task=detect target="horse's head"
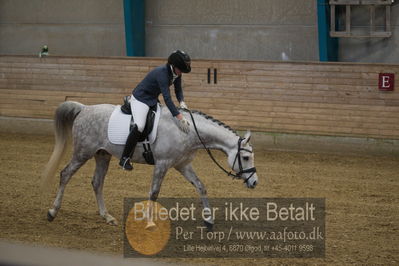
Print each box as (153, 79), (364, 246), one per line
(227, 130), (258, 189)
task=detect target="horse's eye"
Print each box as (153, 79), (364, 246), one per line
(243, 156), (249, 161)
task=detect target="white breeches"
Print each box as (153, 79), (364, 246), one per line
(129, 95), (149, 133)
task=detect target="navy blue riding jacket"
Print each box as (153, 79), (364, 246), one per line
(132, 64), (184, 117)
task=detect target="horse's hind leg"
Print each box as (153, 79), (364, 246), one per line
(47, 156), (88, 221)
(91, 150), (117, 225)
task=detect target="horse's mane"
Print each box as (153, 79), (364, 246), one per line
(179, 108), (239, 137)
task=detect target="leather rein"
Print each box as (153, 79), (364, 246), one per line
(186, 110), (257, 185)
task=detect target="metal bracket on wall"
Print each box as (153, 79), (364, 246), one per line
(329, 0), (393, 38)
(207, 68), (218, 84)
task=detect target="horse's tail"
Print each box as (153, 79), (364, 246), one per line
(41, 101), (84, 189)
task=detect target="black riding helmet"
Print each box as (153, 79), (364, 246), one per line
(168, 50), (191, 73)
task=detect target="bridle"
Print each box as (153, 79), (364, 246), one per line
(231, 137), (257, 183)
(187, 110), (257, 185)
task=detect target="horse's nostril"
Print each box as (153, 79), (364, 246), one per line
(253, 181), (257, 186)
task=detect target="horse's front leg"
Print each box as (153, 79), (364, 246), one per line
(146, 162), (169, 230)
(175, 163), (214, 231)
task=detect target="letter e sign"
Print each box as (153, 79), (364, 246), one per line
(378, 73), (395, 91)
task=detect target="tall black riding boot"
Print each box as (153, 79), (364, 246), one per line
(119, 125), (141, 171)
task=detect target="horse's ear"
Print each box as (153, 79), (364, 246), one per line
(242, 130), (251, 145)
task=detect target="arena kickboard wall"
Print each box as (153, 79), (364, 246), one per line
(0, 55), (398, 140)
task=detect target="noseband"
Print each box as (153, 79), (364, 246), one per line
(187, 110), (257, 185)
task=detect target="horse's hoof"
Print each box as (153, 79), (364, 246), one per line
(145, 221), (157, 231)
(204, 220), (213, 232)
(47, 211), (55, 222)
(106, 218), (118, 226)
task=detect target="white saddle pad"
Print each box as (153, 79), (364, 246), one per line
(107, 105), (161, 145)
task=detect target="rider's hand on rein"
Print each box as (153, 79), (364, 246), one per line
(179, 101), (188, 109)
(175, 113), (190, 134)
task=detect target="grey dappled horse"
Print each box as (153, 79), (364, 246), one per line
(42, 101), (258, 227)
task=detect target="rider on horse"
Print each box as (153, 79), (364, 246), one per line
(119, 50), (192, 170)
